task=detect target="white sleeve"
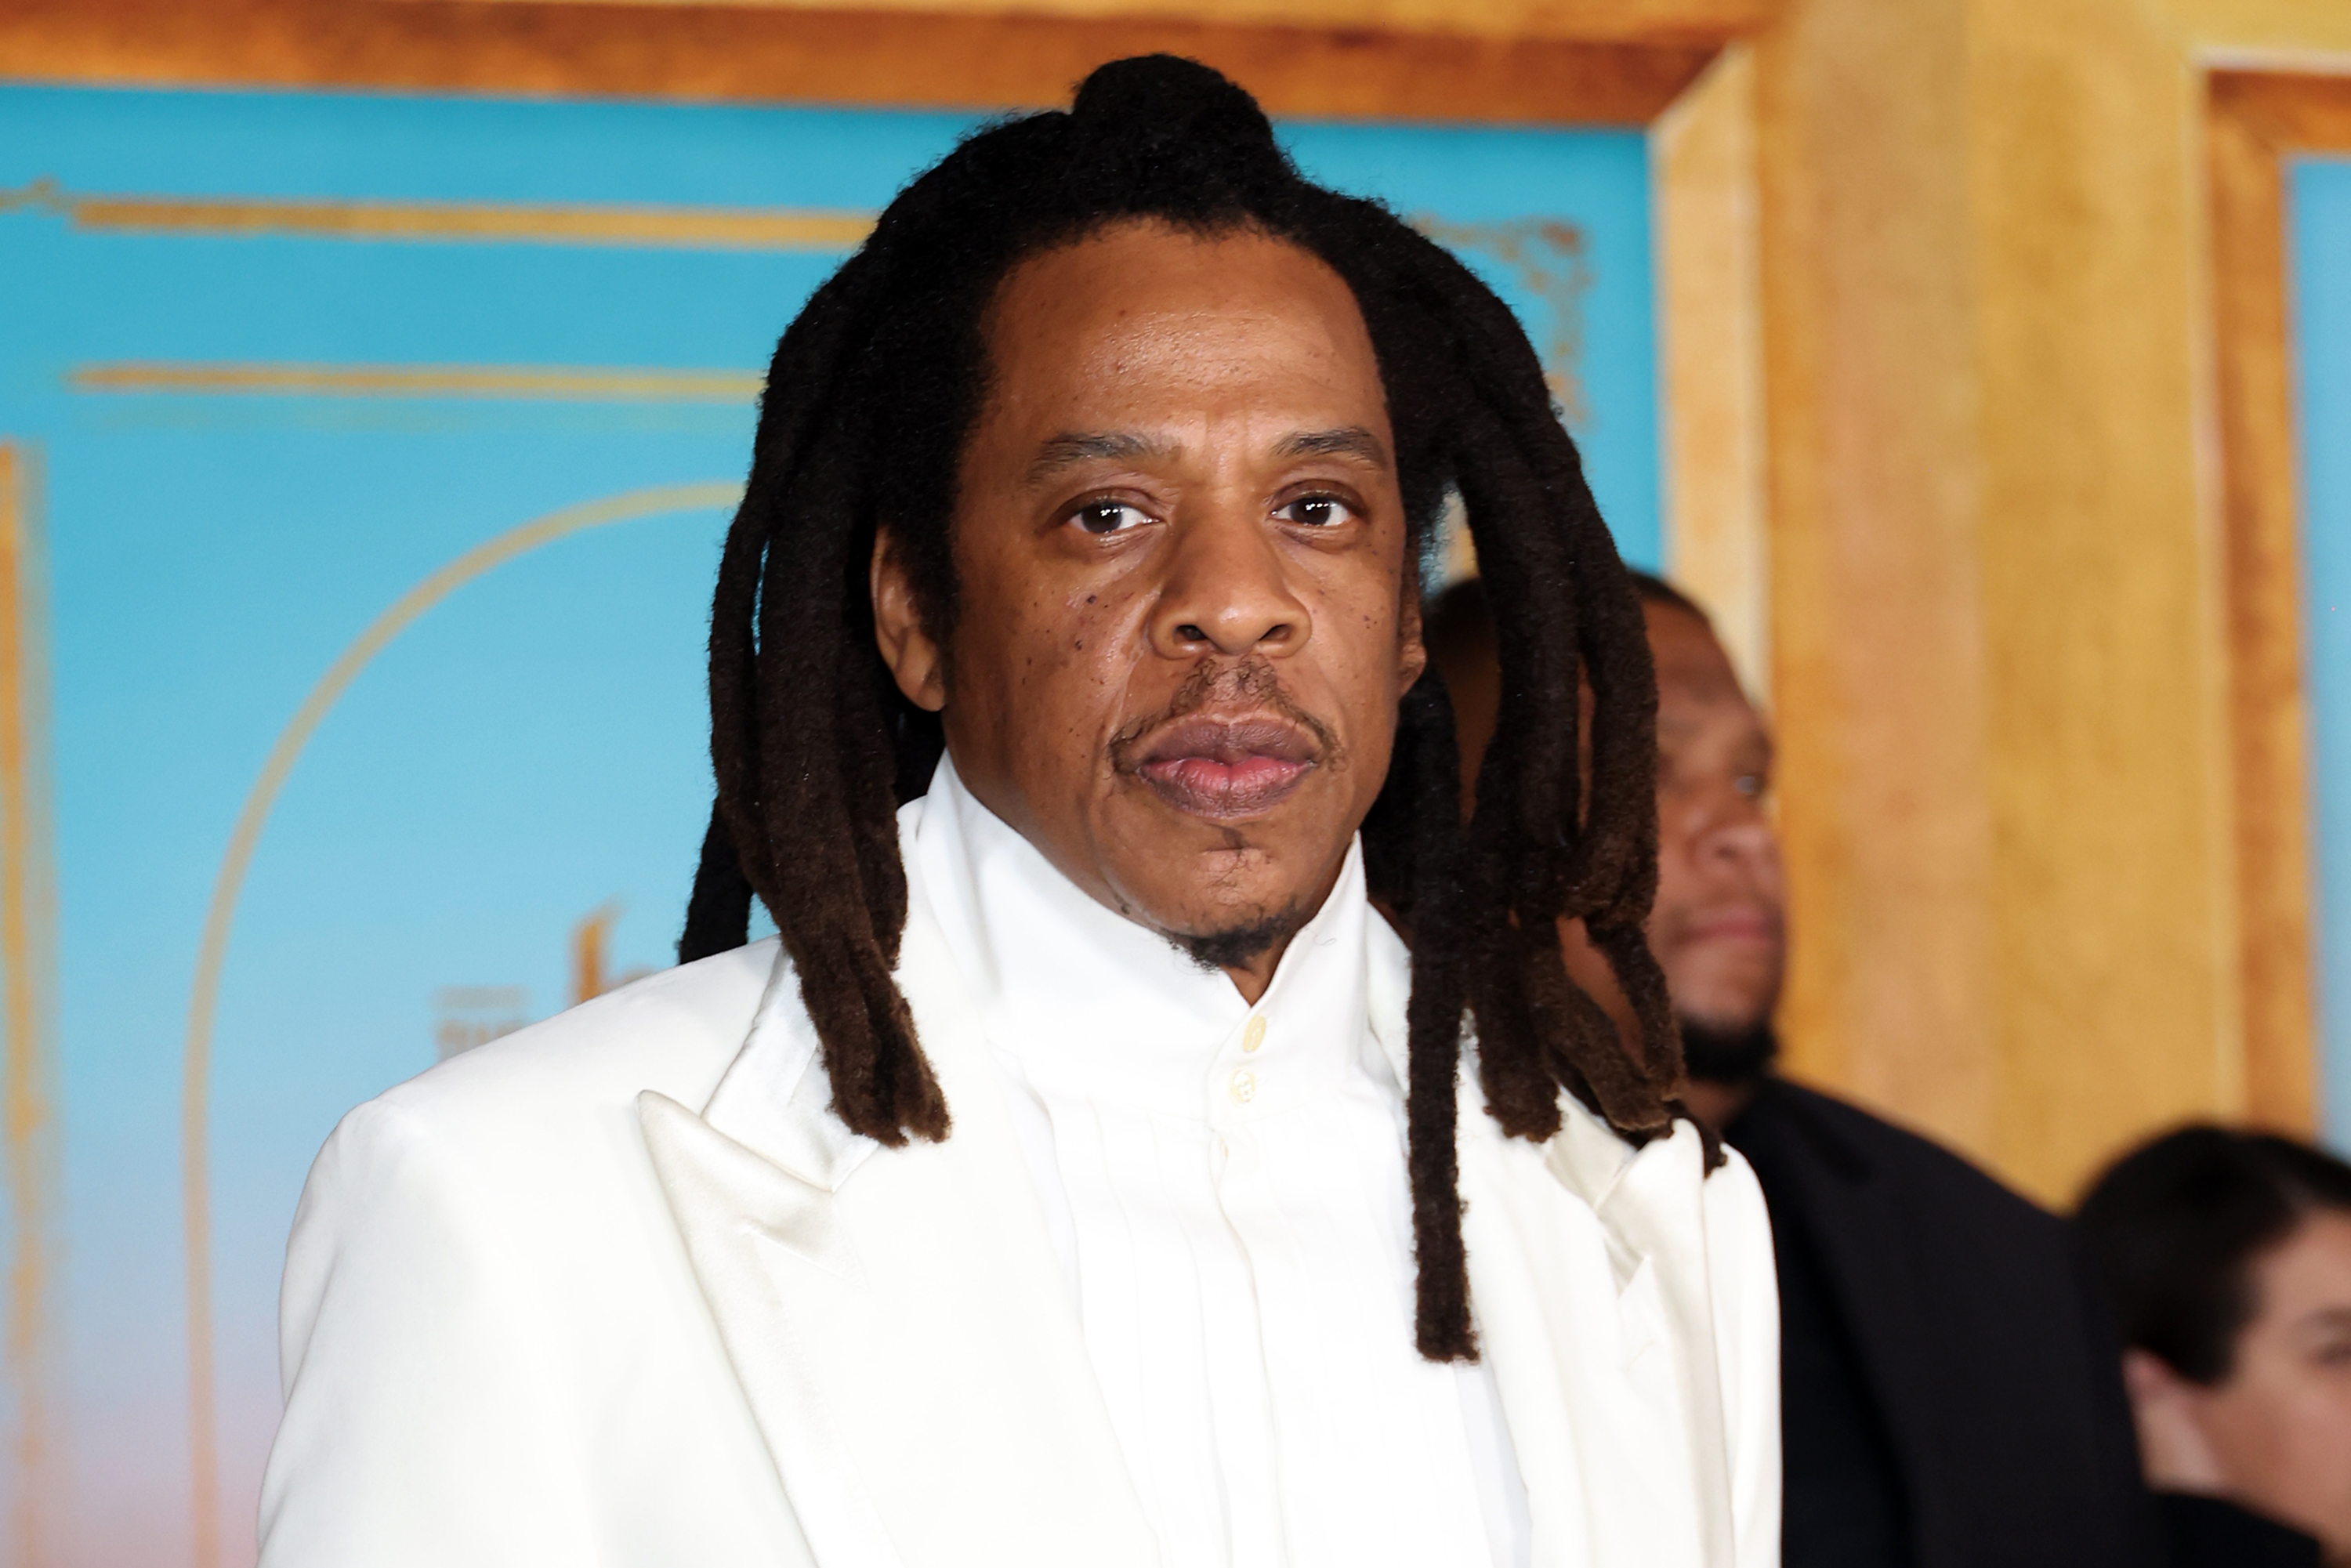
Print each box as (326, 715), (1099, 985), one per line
(1705, 1146), (1782, 1568)
(257, 1099), (600, 1568)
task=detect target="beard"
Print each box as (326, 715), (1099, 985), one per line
(1677, 1015), (1779, 1087)
(1166, 900), (1312, 974)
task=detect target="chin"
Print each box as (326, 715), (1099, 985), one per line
(1111, 845), (1328, 957)
(1157, 874), (1310, 940)
(1092, 773), (1367, 940)
(1670, 963), (1783, 1028)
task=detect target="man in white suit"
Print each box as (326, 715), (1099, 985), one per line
(259, 56), (1778, 1568)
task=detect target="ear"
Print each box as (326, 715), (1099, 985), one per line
(871, 524), (947, 713)
(1397, 557), (1429, 692)
(2121, 1347), (2230, 1494)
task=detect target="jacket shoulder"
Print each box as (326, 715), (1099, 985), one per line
(357, 938), (779, 1161)
(1736, 1087), (2157, 1564)
(266, 939), (803, 1566)
(1750, 1075), (2056, 1229)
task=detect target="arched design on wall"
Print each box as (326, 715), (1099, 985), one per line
(176, 479), (744, 1566)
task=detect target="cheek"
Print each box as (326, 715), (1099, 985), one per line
(978, 585), (1147, 755)
(2257, 1380), (2351, 1537)
(2299, 1370), (2351, 1452)
(1650, 808), (1709, 911)
(1323, 615), (1409, 785)
(2212, 1361), (2342, 1468)
(1317, 578), (1418, 795)
(1320, 574), (1412, 703)
(1653, 818), (1697, 885)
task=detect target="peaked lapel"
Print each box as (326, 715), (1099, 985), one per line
(1363, 943), (1737, 1568)
(641, 904), (1158, 1568)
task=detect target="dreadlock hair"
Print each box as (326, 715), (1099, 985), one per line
(679, 53), (1685, 1361)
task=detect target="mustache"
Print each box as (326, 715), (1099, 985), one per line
(1104, 658), (1343, 777)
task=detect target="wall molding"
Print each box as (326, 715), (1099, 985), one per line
(0, 0), (1727, 124)
(2205, 67), (2351, 1133)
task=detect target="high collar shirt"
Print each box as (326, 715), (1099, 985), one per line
(910, 757), (1531, 1568)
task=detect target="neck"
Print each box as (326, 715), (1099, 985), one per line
(1223, 942), (1287, 1003)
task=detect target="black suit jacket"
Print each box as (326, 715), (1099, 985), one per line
(1727, 1077), (2158, 1568)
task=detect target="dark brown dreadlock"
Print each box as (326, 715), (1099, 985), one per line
(679, 55), (1686, 1361)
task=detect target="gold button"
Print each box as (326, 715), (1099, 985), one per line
(1242, 1016), (1267, 1054)
(1230, 1069), (1258, 1105)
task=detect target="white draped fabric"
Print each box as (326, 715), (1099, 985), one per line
(914, 760), (1530, 1568)
(256, 760), (1778, 1568)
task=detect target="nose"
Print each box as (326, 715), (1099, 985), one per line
(1147, 500), (1309, 661)
(1700, 813), (1777, 871)
(1685, 788), (1781, 888)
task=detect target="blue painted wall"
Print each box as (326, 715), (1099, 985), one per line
(0, 83), (1661, 1564)
(2293, 154), (2351, 1153)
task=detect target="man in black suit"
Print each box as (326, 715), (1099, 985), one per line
(1428, 572), (2158, 1568)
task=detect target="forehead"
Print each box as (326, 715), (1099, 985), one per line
(978, 220), (1388, 433)
(2267, 1208), (2351, 1292)
(1646, 601), (1756, 719)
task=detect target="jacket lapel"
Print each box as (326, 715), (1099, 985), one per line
(641, 907), (1157, 1568)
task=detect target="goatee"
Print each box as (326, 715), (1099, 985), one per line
(1678, 1016), (1778, 1087)
(1168, 900), (1311, 975)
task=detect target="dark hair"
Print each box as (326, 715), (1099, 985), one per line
(2073, 1124), (2351, 1383)
(678, 54), (1686, 1361)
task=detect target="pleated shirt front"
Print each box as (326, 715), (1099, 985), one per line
(909, 759), (1527, 1568)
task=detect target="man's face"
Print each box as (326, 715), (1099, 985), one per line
(871, 220), (1422, 983)
(1646, 602), (1784, 1035)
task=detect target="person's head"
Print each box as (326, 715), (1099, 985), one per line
(1425, 570), (1784, 1087)
(1632, 576), (1782, 1081)
(877, 222), (1418, 976)
(2074, 1125), (2351, 1555)
(679, 56), (1682, 1360)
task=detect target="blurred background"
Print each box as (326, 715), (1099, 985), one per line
(0, 0), (2344, 1562)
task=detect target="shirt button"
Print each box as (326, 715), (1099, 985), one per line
(1242, 1016), (1267, 1054)
(1230, 1069), (1258, 1105)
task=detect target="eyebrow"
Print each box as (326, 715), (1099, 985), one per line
(1023, 425), (1392, 487)
(1275, 426), (1390, 466)
(1024, 432), (1176, 487)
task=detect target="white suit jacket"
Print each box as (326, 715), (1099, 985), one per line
(258, 881), (1780, 1567)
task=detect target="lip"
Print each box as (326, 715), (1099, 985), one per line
(1678, 907), (1778, 947)
(1131, 715), (1319, 820)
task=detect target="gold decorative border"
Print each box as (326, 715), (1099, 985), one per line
(0, 0), (1724, 126)
(0, 30), (1757, 1565)
(179, 481), (743, 1568)
(71, 362), (764, 403)
(3, 179), (873, 252)
(1417, 215), (1595, 428)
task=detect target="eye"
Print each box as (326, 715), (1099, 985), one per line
(1733, 773), (1767, 799)
(1277, 494), (1357, 529)
(1069, 500), (1152, 536)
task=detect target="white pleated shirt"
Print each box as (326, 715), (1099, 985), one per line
(911, 759), (1531, 1568)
